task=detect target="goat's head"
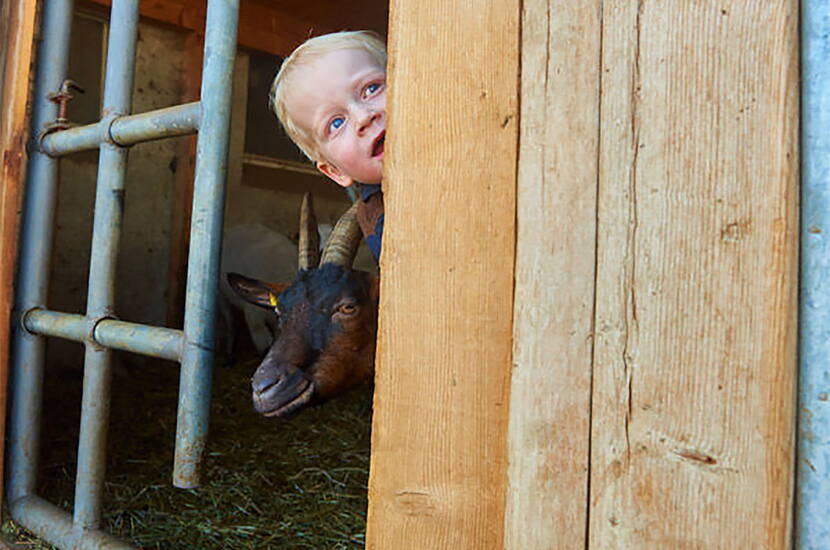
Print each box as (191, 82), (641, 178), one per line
(228, 194), (379, 419)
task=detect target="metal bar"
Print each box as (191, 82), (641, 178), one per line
(173, 0), (239, 488)
(40, 101), (201, 156)
(9, 495), (133, 550)
(797, 1), (830, 548)
(95, 319), (183, 362)
(73, 0), (139, 530)
(23, 309), (89, 342)
(23, 309), (183, 362)
(40, 120), (102, 156)
(111, 101), (201, 146)
(6, 0), (75, 507)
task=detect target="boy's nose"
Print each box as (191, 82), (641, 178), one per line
(355, 108), (380, 135)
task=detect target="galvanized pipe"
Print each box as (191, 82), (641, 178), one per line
(9, 496), (133, 550)
(6, 0), (75, 506)
(73, 0), (139, 529)
(23, 308), (183, 362)
(22, 309), (89, 342)
(173, 0), (239, 488)
(94, 319), (183, 362)
(111, 101), (201, 146)
(797, 1), (830, 548)
(40, 101), (202, 156)
(40, 120), (102, 156)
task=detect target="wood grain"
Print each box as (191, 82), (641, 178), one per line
(0, 0), (37, 517)
(365, 0), (519, 548)
(588, 2), (799, 548)
(504, 1), (601, 548)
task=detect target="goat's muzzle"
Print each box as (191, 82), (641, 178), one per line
(252, 363), (314, 419)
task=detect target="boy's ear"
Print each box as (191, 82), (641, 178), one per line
(316, 160), (354, 188)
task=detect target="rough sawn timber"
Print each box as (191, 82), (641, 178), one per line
(365, 0), (519, 547)
(505, 1), (601, 549)
(588, 2), (799, 548)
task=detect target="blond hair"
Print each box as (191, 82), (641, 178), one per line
(269, 31), (387, 162)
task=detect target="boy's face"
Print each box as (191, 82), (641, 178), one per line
(285, 48), (386, 187)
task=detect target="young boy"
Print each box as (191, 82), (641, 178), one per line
(269, 31), (386, 261)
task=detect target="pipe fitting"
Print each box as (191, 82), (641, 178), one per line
(88, 314), (118, 351)
(19, 307), (43, 337)
(99, 112), (125, 147)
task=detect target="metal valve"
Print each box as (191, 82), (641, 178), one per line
(44, 78), (86, 132)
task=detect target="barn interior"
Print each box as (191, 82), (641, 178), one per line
(4, 0), (387, 547)
(4, 0), (809, 548)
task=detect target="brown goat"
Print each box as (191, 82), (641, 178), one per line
(228, 194), (378, 419)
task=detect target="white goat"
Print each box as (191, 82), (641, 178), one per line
(218, 223), (296, 363)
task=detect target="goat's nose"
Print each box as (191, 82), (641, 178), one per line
(251, 371), (286, 395)
(252, 367), (305, 396)
(252, 372), (280, 396)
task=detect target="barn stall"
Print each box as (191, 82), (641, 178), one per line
(1, 0), (828, 549)
(1, 0), (383, 547)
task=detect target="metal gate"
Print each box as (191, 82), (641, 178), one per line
(6, 0), (239, 547)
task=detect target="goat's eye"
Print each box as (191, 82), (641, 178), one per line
(337, 303), (357, 315)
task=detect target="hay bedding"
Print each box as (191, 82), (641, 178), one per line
(3, 355), (373, 549)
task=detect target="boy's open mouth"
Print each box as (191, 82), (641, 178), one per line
(372, 132), (385, 157)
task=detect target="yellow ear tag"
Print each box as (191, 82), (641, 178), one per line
(268, 292), (278, 308)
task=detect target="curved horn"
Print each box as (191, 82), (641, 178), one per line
(320, 201), (362, 267)
(298, 193), (320, 270)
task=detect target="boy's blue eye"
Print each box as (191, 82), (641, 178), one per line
(367, 83), (380, 94)
(329, 117), (344, 131)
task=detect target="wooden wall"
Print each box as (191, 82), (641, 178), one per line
(587, 2), (798, 547)
(506, 2), (601, 547)
(371, 0), (799, 548)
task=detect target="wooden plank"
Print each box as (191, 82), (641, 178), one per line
(166, 32), (202, 328)
(504, 1), (601, 548)
(244, 0), (388, 38)
(0, 0), (37, 517)
(85, 0), (387, 57)
(365, 0), (519, 548)
(588, 2), (799, 548)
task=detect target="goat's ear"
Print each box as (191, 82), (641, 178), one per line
(227, 273), (282, 309)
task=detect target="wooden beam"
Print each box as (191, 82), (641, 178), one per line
(588, 2), (799, 547)
(504, 1), (601, 548)
(0, 0), (37, 517)
(365, 0), (519, 548)
(244, 0), (388, 36)
(86, 0), (387, 57)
